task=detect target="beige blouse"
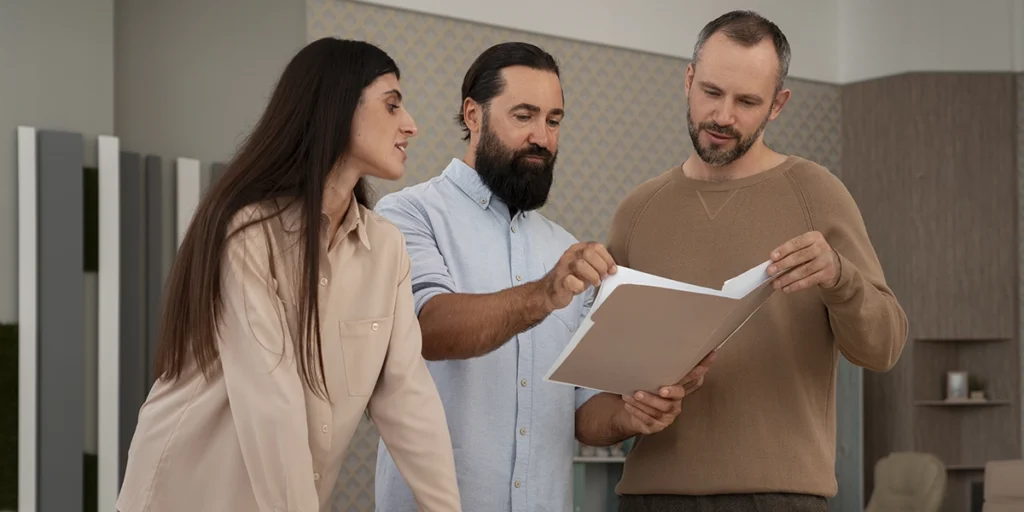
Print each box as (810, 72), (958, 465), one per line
(116, 198), (461, 512)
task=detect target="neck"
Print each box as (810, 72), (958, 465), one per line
(323, 166), (359, 236)
(462, 145), (477, 169)
(682, 142), (787, 182)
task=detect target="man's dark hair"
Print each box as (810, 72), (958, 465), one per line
(455, 42), (560, 141)
(692, 10), (791, 92)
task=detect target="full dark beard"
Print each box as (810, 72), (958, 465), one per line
(474, 120), (556, 212)
(686, 103), (768, 167)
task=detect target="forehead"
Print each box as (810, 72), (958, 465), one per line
(365, 72), (401, 95)
(493, 66), (563, 109)
(695, 32), (779, 93)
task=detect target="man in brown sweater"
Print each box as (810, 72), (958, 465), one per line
(574, 10), (909, 512)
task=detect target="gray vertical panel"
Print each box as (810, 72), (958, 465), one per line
(144, 155), (163, 387)
(37, 130), (84, 512)
(831, 359), (863, 512)
(118, 152), (146, 485)
(210, 162), (226, 185)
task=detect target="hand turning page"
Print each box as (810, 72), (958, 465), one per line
(543, 260), (787, 396)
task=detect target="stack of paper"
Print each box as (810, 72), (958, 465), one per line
(543, 260), (785, 396)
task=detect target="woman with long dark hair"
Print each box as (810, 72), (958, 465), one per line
(116, 38), (461, 511)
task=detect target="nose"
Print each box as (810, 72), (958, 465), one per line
(527, 122), (551, 150)
(712, 104), (736, 127)
(401, 112), (418, 137)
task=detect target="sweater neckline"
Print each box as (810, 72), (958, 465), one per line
(672, 155), (800, 192)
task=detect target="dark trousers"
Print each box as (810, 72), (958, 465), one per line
(618, 493), (828, 512)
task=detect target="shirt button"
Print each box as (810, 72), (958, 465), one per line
(371, 322), (379, 331)
(514, 480), (521, 488)
(313, 472), (320, 481)
(319, 277), (328, 286)
(480, 199), (487, 205)
(521, 379), (527, 387)
(515, 275), (522, 282)
(520, 427), (527, 435)
(511, 226), (516, 233)
(321, 424), (329, 433)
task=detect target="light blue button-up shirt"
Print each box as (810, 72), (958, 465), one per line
(372, 158), (599, 512)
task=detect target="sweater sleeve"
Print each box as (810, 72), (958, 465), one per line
(800, 169), (909, 372)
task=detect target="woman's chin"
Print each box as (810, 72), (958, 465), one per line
(366, 166), (404, 182)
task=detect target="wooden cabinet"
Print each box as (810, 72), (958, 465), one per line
(908, 75), (1017, 341)
(846, 73), (1020, 512)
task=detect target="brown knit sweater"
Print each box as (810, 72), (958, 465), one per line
(607, 156), (908, 498)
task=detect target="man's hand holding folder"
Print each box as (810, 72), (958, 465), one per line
(620, 350), (717, 435)
(537, 241), (617, 311)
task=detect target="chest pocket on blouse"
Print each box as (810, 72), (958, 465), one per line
(338, 316), (393, 397)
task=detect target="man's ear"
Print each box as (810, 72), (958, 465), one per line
(685, 63), (695, 97)
(768, 88), (791, 121)
(463, 98), (482, 135)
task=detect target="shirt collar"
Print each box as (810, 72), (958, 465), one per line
(331, 196), (370, 250)
(442, 158), (494, 210)
(275, 196), (371, 251)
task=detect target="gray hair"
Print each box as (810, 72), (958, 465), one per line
(692, 10), (791, 93)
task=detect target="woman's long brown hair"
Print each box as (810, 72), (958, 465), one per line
(151, 38), (401, 399)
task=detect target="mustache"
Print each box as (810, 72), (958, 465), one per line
(514, 144), (554, 161)
(700, 122), (740, 139)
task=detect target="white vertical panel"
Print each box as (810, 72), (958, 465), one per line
(175, 157), (201, 247)
(17, 125), (38, 512)
(97, 135), (120, 512)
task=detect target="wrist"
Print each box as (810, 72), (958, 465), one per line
(524, 277), (556, 317)
(611, 400), (639, 438)
(824, 248), (842, 289)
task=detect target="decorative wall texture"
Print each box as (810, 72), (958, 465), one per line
(308, 1), (845, 511)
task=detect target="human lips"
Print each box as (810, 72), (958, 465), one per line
(704, 129), (735, 144)
(395, 141), (407, 161)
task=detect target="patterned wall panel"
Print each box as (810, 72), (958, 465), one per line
(308, 1), (842, 510)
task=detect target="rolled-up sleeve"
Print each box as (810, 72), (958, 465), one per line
(216, 220), (319, 512)
(375, 194), (456, 316)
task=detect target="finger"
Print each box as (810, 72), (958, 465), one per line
(623, 393), (666, 417)
(773, 255), (828, 290)
(678, 351), (716, 385)
(623, 401), (658, 424)
(683, 376), (704, 394)
(779, 268), (832, 293)
(568, 259), (603, 288)
(562, 274), (586, 295)
(768, 244), (820, 277)
(632, 390), (677, 414)
(770, 232), (815, 264)
(700, 350), (718, 366)
(623, 403), (656, 432)
(579, 248), (611, 279)
(586, 242), (618, 274)
(655, 384), (686, 400)
(678, 365), (708, 387)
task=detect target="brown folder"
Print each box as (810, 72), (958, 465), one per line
(544, 261), (784, 396)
